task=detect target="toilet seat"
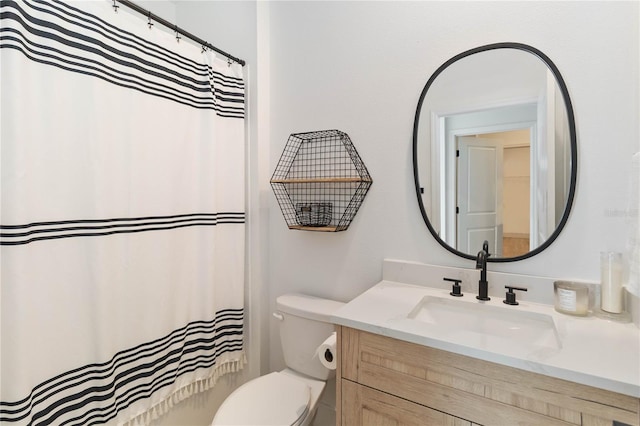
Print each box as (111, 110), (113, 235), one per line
(211, 372), (311, 426)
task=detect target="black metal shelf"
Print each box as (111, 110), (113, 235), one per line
(270, 130), (372, 232)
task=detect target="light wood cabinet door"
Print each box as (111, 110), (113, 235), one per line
(342, 380), (471, 426)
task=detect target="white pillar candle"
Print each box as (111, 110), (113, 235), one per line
(601, 252), (624, 313)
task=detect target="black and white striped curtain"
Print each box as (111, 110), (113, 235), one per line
(0, 1), (246, 424)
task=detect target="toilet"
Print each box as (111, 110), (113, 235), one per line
(211, 293), (345, 426)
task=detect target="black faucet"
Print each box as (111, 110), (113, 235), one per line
(476, 240), (490, 301)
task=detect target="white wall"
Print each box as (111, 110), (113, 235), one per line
(266, 1), (639, 370)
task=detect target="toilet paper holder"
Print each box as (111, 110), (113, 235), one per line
(323, 348), (334, 363)
(315, 332), (337, 370)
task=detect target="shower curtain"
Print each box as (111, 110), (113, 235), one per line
(0, 1), (245, 425)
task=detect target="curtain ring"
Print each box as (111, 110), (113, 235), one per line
(112, 0), (119, 13)
(147, 12), (153, 29)
(174, 25), (181, 43)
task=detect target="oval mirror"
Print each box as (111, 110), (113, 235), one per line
(413, 43), (577, 262)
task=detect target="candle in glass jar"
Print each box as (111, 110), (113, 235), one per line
(600, 252), (623, 313)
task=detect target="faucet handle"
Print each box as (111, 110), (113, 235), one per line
(444, 277), (463, 297)
(503, 285), (528, 305)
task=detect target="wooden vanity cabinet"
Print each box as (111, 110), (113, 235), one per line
(336, 326), (639, 426)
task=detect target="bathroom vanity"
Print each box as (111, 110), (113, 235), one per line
(336, 327), (637, 426)
(331, 261), (640, 426)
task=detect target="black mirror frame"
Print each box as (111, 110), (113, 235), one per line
(412, 42), (577, 262)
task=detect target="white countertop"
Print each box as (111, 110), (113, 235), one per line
(331, 279), (640, 397)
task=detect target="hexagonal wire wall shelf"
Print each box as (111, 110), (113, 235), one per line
(270, 130), (372, 232)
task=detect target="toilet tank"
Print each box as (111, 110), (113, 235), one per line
(276, 293), (345, 380)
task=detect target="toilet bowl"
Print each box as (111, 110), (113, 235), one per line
(211, 369), (325, 426)
(211, 294), (344, 426)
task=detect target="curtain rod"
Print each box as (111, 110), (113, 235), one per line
(115, 0), (246, 66)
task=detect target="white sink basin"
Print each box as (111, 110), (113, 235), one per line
(407, 296), (562, 350)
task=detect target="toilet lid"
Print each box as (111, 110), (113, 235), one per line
(212, 372), (311, 426)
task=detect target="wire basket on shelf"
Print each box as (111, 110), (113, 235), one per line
(295, 202), (333, 227)
(270, 129), (372, 232)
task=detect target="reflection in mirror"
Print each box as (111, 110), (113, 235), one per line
(413, 43), (576, 262)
